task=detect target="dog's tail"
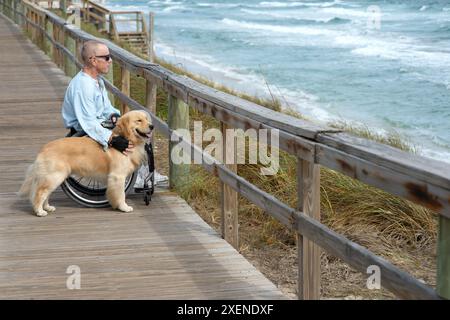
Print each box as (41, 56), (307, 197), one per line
(18, 162), (36, 197)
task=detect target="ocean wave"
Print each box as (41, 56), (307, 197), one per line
(258, 1), (341, 8)
(196, 0), (342, 9)
(221, 18), (340, 36)
(321, 7), (374, 17)
(351, 43), (450, 68)
(148, 0), (183, 5)
(239, 9), (351, 24)
(196, 2), (242, 9)
(162, 5), (186, 12)
(435, 24), (450, 34)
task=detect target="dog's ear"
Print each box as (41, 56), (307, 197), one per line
(114, 115), (135, 141)
(113, 117), (125, 136)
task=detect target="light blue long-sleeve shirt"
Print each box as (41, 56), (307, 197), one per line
(62, 71), (120, 147)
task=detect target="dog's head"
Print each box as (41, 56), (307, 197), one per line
(113, 110), (153, 145)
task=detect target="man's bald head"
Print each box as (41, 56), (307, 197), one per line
(81, 40), (109, 66)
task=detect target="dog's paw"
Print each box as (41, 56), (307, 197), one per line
(35, 209), (48, 217)
(44, 205), (56, 213)
(118, 204), (133, 213)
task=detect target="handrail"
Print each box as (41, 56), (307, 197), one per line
(1, 0), (448, 300)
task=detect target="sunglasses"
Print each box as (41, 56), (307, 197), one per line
(92, 54), (112, 62)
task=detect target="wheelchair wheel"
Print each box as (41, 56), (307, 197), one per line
(60, 172), (137, 208)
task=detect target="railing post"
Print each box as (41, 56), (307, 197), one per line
(59, 23), (65, 69)
(220, 122), (239, 250)
(54, 24), (62, 68)
(64, 32), (76, 77)
(145, 12), (156, 115)
(104, 59), (114, 105)
(24, 5), (28, 34)
(60, 0), (66, 13)
(38, 14), (44, 50)
(44, 16), (52, 58)
(51, 22), (58, 65)
(297, 159), (321, 300)
(75, 37), (82, 68)
(437, 215), (450, 299)
(17, 0), (23, 28)
(33, 11), (37, 44)
(119, 65), (130, 114)
(85, 0), (90, 23)
(168, 94), (189, 189)
(30, 11), (35, 43)
(13, 0), (17, 24)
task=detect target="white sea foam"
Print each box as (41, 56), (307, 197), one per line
(162, 5), (186, 12)
(258, 1), (341, 8)
(196, 2), (242, 9)
(351, 42), (450, 69)
(148, 0), (183, 4)
(221, 18), (340, 37)
(107, 4), (141, 10)
(321, 7), (374, 17)
(239, 8), (350, 23)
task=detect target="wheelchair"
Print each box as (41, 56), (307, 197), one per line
(61, 120), (155, 207)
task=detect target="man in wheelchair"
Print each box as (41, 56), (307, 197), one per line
(62, 40), (132, 153)
(61, 40), (166, 199)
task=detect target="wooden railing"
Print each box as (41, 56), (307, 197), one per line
(1, 0), (449, 300)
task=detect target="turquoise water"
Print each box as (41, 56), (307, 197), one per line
(104, 0), (450, 163)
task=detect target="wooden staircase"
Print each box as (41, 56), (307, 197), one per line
(115, 31), (148, 55)
(79, 0), (150, 56)
(110, 12), (149, 56)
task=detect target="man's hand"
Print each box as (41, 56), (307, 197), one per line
(109, 135), (134, 156)
(110, 113), (121, 125)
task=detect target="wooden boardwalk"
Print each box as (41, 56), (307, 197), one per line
(0, 15), (286, 299)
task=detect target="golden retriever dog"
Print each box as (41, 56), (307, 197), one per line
(19, 110), (153, 217)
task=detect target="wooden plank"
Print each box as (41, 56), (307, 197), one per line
(220, 123), (239, 250)
(168, 94), (189, 189)
(297, 159), (321, 299)
(119, 65), (129, 114)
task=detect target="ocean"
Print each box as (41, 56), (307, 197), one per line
(102, 0), (450, 163)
